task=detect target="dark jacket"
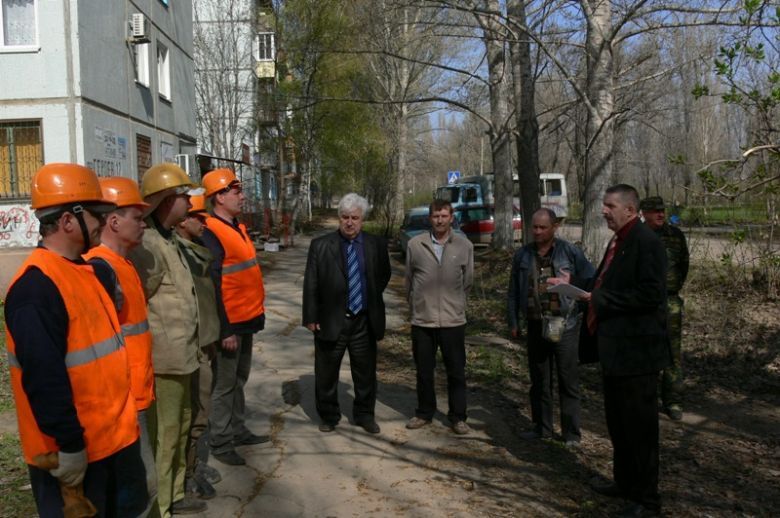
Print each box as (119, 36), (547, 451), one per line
(507, 238), (595, 331)
(302, 231), (391, 342)
(576, 221), (671, 376)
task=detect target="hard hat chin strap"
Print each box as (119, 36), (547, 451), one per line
(71, 205), (92, 255)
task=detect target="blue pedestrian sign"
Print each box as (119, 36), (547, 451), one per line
(447, 171), (460, 184)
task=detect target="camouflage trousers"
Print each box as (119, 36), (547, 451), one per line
(660, 295), (683, 410)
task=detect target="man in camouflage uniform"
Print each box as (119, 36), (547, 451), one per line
(640, 196), (689, 421)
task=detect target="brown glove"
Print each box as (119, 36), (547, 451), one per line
(34, 452), (97, 518)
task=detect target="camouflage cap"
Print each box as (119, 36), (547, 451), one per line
(640, 196), (665, 211)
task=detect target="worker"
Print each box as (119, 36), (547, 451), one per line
(4, 163), (147, 516)
(83, 176), (157, 515)
(200, 169), (269, 466)
(128, 163), (206, 516)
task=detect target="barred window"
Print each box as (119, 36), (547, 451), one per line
(0, 121), (43, 198)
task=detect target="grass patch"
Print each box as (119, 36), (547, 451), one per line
(466, 345), (512, 384)
(0, 434), (36, 517)
(681, 204), (770, 225)
(0, 318), (13, 413)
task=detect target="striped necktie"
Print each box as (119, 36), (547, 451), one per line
(347, 241), (363, 314)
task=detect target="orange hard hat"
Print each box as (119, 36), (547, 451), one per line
(189, 194), (207, 214)
(31, 163), (114, 213)
(99, 177), (150, 209)
(202, 168), (240, 197)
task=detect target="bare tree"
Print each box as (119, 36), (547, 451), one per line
(193, 0), (255, 162)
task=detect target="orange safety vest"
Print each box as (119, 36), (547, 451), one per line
(84, 245), (154, 410)
(205, 216), (265, 323)
(6, 248), (139, 465)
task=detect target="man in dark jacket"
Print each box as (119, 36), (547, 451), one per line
(302, 193), (391, 434)
(555, 184), (669, 517)
(507, 208), (594, 446)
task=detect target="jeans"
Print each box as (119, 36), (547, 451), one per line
(526, 319), (581, 441)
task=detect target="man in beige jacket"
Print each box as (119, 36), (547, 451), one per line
(404, 199), (474, 434)
(128, 163), (206, 517)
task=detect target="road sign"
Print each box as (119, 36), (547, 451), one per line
(447, 170), (460, 184)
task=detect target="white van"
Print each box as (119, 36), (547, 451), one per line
(539, 173), (568, 218)
(436, 172), (568, 217)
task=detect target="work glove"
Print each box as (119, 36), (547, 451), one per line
(50, 449), (88, 487)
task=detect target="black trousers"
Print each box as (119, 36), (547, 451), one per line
(314, 314), (376, 425)
(411, 325), (467, 423)
(526, 319), (581, 441)
(28, 439), (148, 518)
(603, 373), (661, 511)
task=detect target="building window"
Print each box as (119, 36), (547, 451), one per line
(136, 134), (152, 182)
(0, 120), (42, 198)
(254, 32), (275, 62)
(134, 42), (150, 87)
(157, 42), (170, 100)
(0, 0), (38, 48)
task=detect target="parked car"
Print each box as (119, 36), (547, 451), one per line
(453, 204), (522, 245)
(397, 206), (464, 258)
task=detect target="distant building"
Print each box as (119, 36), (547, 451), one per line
(0, 0), (197, 247)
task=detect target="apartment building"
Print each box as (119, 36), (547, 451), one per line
(0, 0), (197, 246)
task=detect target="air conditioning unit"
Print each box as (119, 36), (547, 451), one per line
(130, 13), (150, 44)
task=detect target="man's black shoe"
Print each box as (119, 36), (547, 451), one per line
(195, 462), (221, 484)
(319, 422), (336, 432)
(185, 474), (216, 500)
(235, 433), (271, 446)
(590, 479), (625, 498)
(357, 420), (381, 434)
(519, 429), (549, 441)
(612, 503), (659, 517)
(171, 496), (207, 514)
(212, 450), (246, 466)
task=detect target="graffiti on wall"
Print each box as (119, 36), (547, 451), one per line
(0, 204), (39, 248)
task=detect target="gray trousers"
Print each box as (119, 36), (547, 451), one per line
(137, 409), (157, 517)
(209, 334), (253, 454)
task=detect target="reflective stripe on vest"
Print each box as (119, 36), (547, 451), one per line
(6, 248), (139, 465)
(6, 350), (20, 369)
(64, 332), (124, 368)
(205, 216), (265, 323)
(221, 257), (258, 275)
(122, 319), (150, 337)
(84, 245), (155, 410)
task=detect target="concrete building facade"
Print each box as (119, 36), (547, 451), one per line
(0, 0), (197, 247)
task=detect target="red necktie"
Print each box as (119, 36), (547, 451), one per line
(587, 238), (617, 335)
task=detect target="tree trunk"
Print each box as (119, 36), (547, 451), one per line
(581, 0), (615, 259)
(477, 0), (514, 250)
(508, 0), (541, 245)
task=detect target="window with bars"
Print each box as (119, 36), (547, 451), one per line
(255, 32), (275, 62)
(0, 121), (43, 198)
(1, 0), (37, 48)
